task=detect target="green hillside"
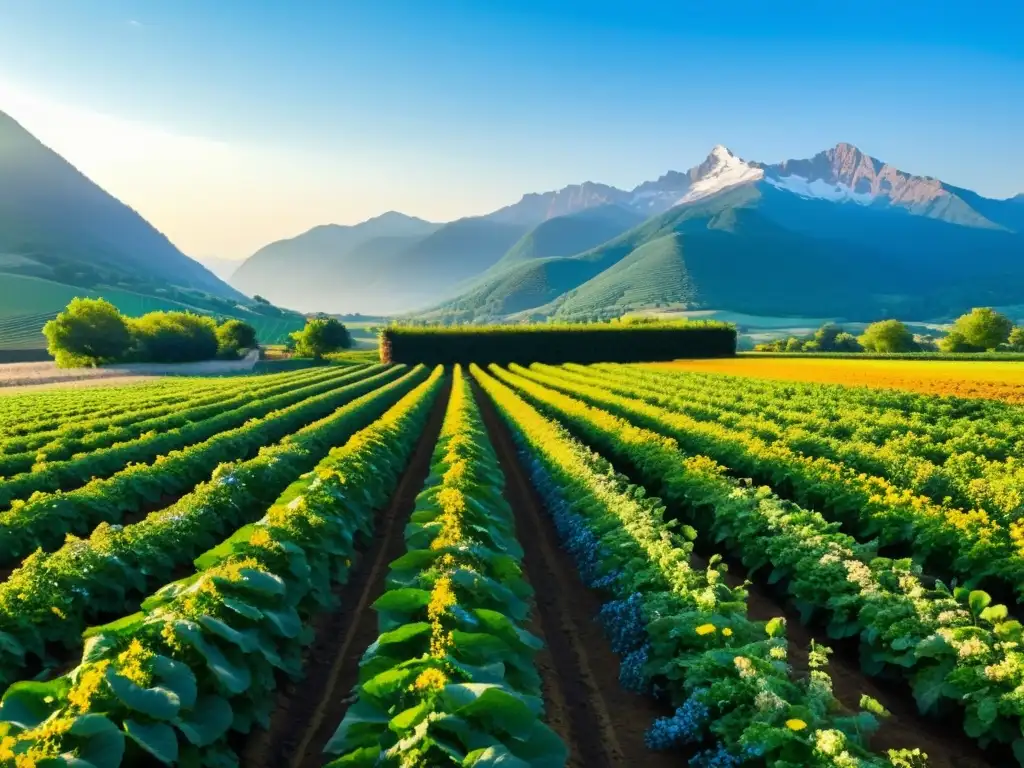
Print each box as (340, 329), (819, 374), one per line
(0, 273), (306, 350)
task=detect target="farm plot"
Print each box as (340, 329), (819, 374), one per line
(0, 357), (1018, 766)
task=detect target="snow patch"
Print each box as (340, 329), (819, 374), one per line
(676, 147), (763, 204)
(765, 174), (876, 205)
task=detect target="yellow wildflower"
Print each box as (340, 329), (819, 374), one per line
(411, 667), (448, 693)
(696, 623), (716, 636)
(786, 719), (808, 731)
(722, 628), (733, 637)
(116, 639), (154, 687)
(67, 661), (110, 712)
(50, 606), (66, 619)
(248, 528), (276, 549)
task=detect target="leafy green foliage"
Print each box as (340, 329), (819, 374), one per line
(291, 317), (352, 359)
(948, 307), (1014, 351)
(858, 320), (917, 353)
(0, 367), (444, 765)
(42, 297), (133, 367)
(129, 311), (219, 363)
(215, 319), (257, 358)
(380, 321), (735, 364)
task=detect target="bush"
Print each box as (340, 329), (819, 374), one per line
(216, 319), (258, 359)
(291, 318), (352, 359)
(1009, 326), (1024, 351)
(379, 322), (736, 364)
(784, 337), (804, 352)
(949, 307), (1013, 350)
(832, 332), (862, 352)
(43, 298), (133, 368)
(937, 330), (982, 353)
(858, 320), (916, 353)
(130, 311), (219, 363)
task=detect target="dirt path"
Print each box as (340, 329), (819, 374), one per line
(0, 350), (260, 392)
(473, 382), (678, 768)
(241, 382), (450, 768)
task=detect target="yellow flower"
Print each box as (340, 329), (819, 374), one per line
(67, 661), (111, 712)
(116, 639), (154, 687)
(786, 719), (808, 731)
(247, 528), (276, 549)
(411, 667), (448, 693)
(722, 628), (733, 637)
(696, 623), (717, 636)
(50, 606), (66, 619)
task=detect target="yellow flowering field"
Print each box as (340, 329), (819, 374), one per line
(649, 357), (1024, 403)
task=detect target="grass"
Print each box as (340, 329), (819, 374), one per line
(0, 273), (306, 350)
(650, 356), (1024, 403)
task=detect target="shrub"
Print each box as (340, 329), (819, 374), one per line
(216, 319), (258, 359)
(43, 297), (133, 368)
(379, 321), (735, 364)
(937, 330), (981, 353)
(832, 332), (862, 352)
(949, 308), (1014, 350)
(291, 318), (352, 359)
(1009, 326), (1024, 351)
(130, 311), (219, 363)
(858, 320), (916, 353)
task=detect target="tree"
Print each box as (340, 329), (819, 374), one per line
(784, 336), (804, 352)
(252, 295), (271, 305)
(216, 319), (258, 358)
(43, 297), (133, 368)
(832, 332), (862, 352)
(858, 320), (916, 353)
(950, 307), (1013, 350)
(937, 330), (980, 353)
(291, 317), (352, 359)
(130, 311), (219, 362)
(812, 323), (843, 351)
(1009, 326), (1024, 351)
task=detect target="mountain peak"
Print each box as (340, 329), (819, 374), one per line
(678, 145), (763, 204)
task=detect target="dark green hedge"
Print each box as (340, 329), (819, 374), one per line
(379, 323), (735, 364)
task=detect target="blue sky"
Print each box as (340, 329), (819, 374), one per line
(0, 0), (1021, 259)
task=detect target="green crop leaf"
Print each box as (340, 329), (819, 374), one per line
(105, 669), (181, 720)
(175, 694), (233, 746)
(968, 590), (992, 616)
(71, 713), (126, 768)
(0, 679), (69, 728)
(125, 719), (179, 764)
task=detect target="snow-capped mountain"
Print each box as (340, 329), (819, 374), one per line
(484, 182), (633, 226)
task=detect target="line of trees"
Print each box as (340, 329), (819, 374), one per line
(756, 308), (1024, 354)
(43, 298), (258, 368)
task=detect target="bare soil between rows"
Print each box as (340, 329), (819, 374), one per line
(472, 381), (679, 768)
(240, 382), (451, 768)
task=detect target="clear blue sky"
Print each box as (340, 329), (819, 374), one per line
(0, 0), (1021, 259)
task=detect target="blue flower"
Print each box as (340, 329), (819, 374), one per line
(645, 690), (710, 750)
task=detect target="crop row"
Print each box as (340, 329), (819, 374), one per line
(473, 364), (924, 767)
(489, 364), (1024, 761)
(0, 365), (401, 567)
(0, 365), (429, 688)
(0, 367), (445, 766)
(582, 364), (1024, 520)
(324, 365), (564, 766)
(513, 363), (1024, 606)
(591, 364), (1024, 463)
(0, 365), (362, 477)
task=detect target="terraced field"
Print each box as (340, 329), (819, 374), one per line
(1, 360), (1022, 766)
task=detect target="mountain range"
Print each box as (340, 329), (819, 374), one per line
(231, 142), (1024, 322)
(0, 109), (243, 303)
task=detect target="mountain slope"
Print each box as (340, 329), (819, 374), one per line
(231, 214), (526, 314)
(0, 110), (241, 300)
(483, 182), (632, 227)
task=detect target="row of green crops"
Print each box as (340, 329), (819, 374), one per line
(473, 365), (926, 767)
(323, 365), (566, 766)
(0, 366), (428, 688)
(379, 322), (736, 365)
(512, 363), (1024, 606)
(0, 365), (365, 480)
(577, 364), (1024, 524)
(0, 366), (402, 566)
(0, 370), (446, 767)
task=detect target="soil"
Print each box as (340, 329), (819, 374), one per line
(240, 382), (451, 768)
(472, 382), (679, 768)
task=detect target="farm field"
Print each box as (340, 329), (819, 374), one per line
(651, 356), (1024, 403)
(2, 360), (1024, 766)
